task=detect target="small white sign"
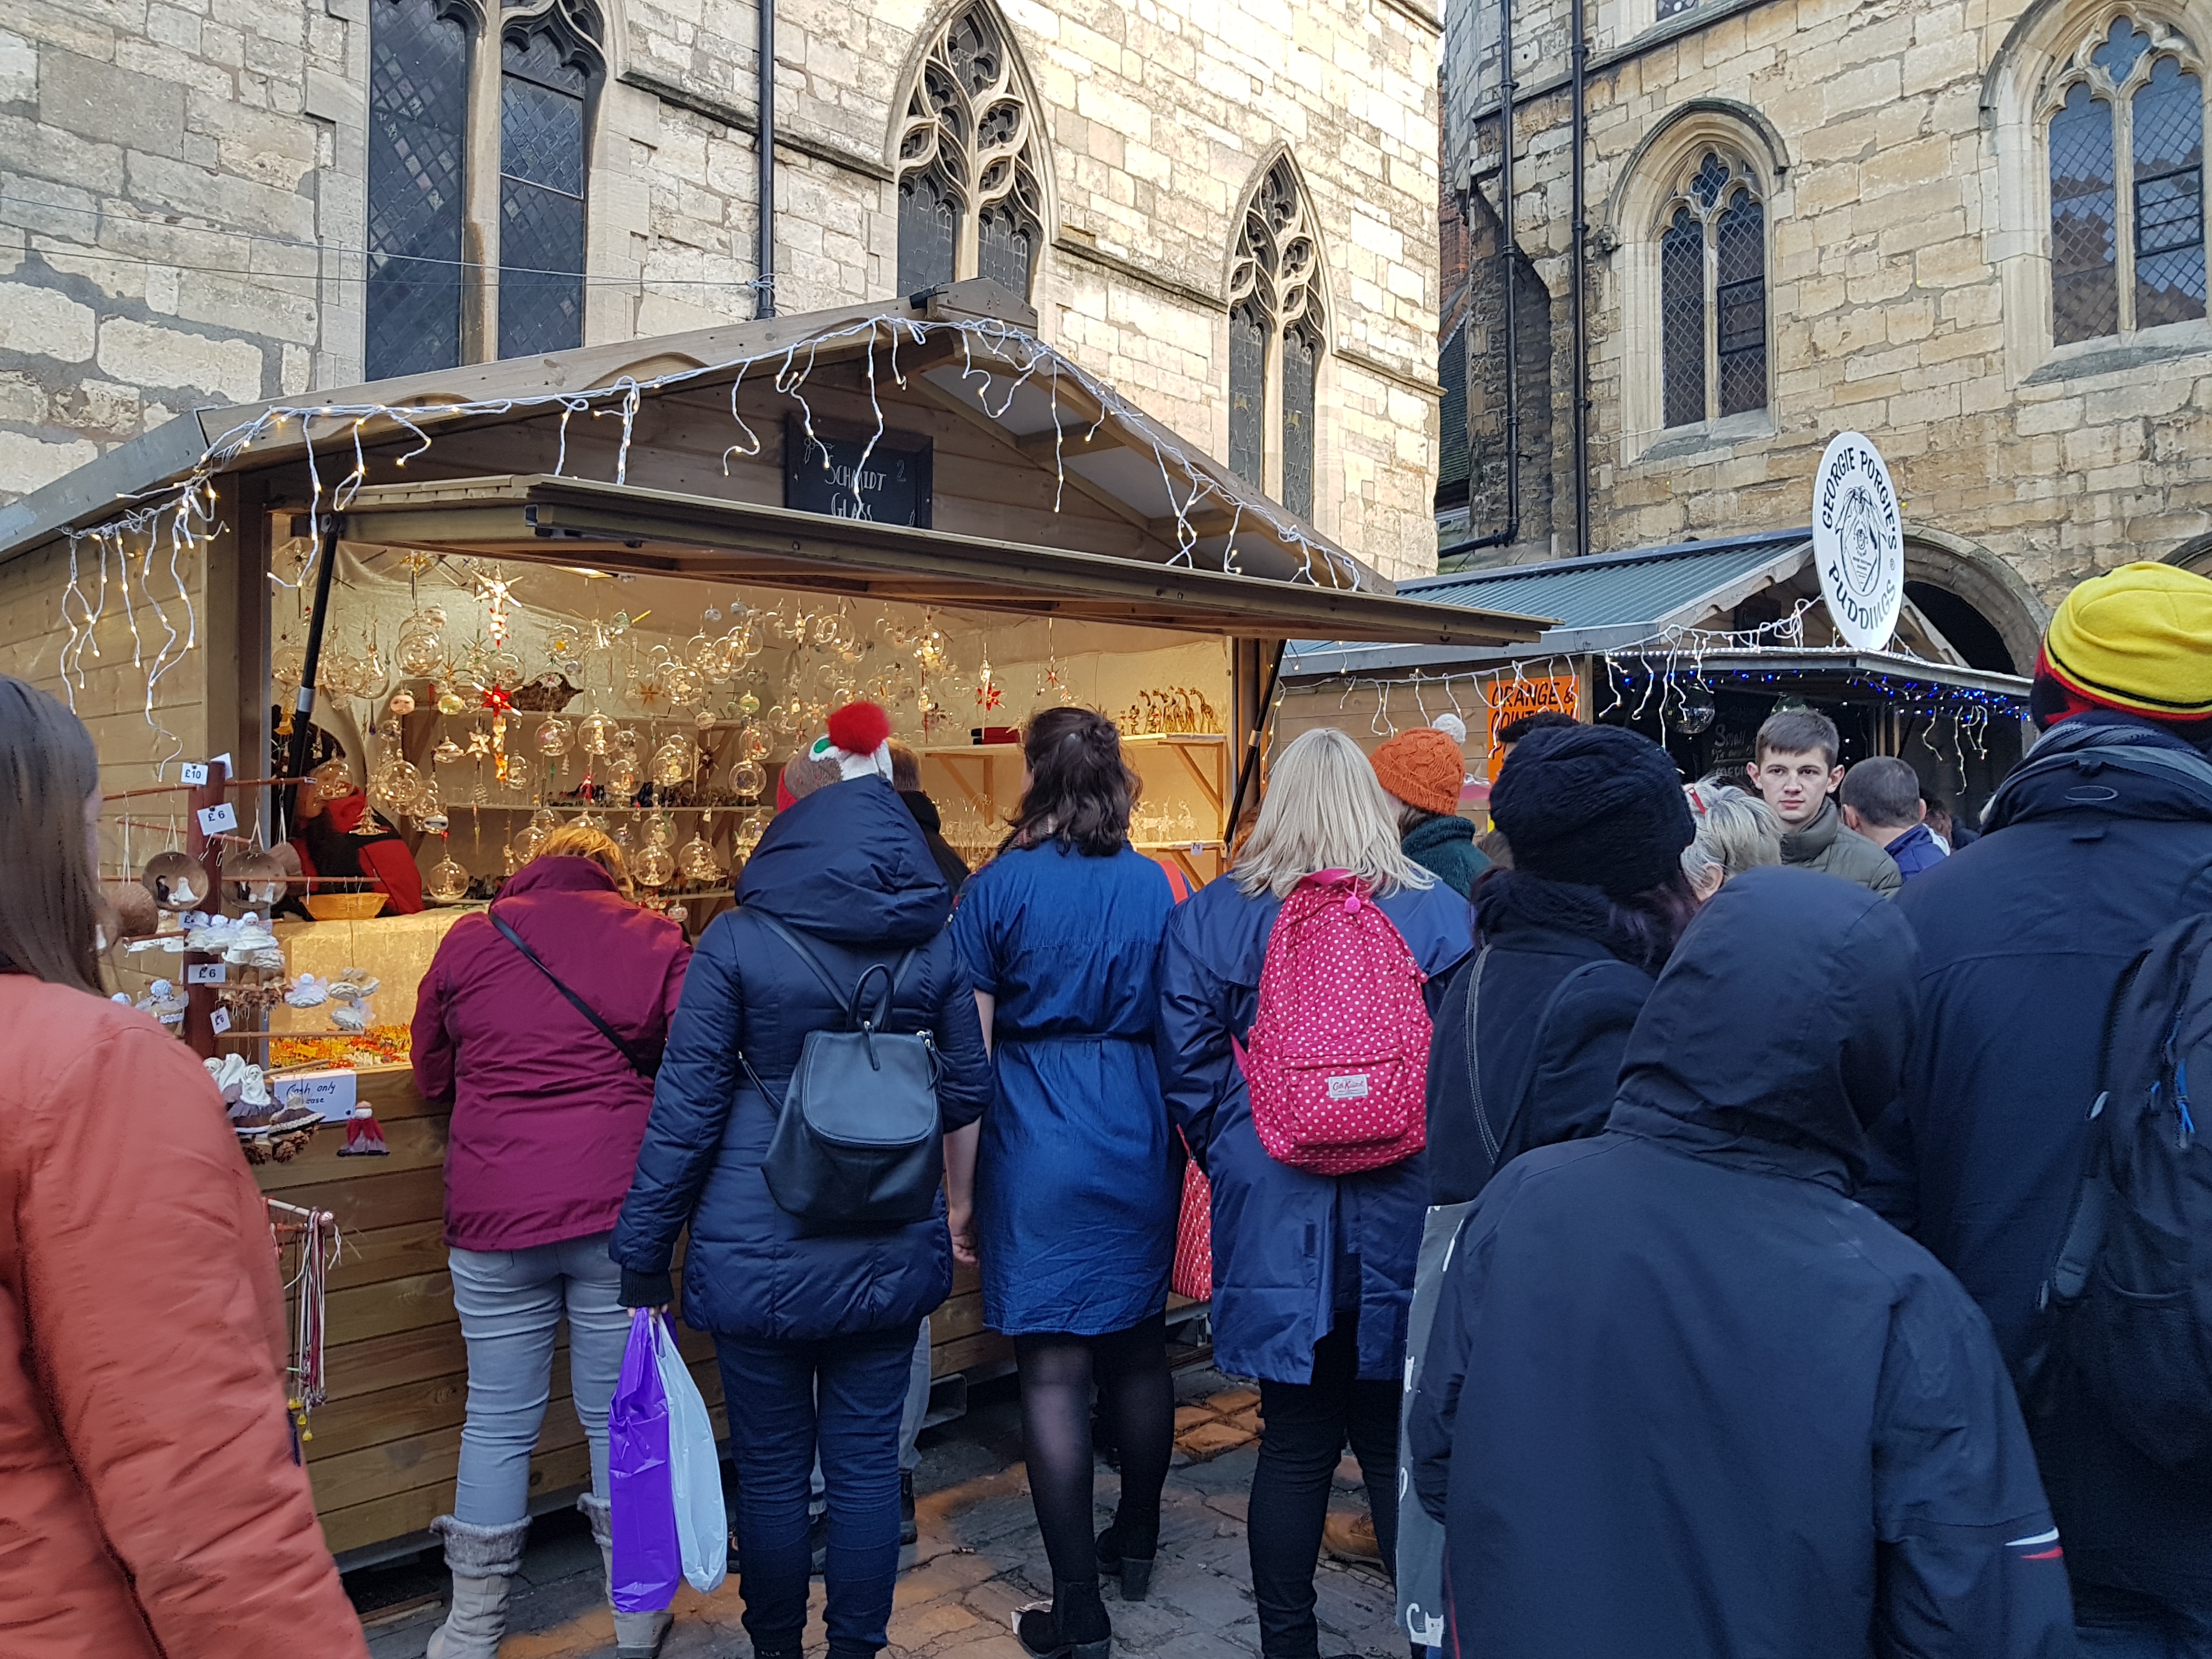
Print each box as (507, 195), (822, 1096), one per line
(1812, 432), (1906, 651)
(179, 762), (210, 786)
(185, 962), (229, 984)
(196, 802), (239, 836)
(211, 753), (232, 777)
(270, 1069), (359, 1123)
(1327, 1073), (1372, 1101)
(209, 1006), (232, 1035)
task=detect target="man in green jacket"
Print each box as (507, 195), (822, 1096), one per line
(1747, 709), (1902, 898)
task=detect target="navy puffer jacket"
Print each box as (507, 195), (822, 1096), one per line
(1411, 869), (2073, 1659)
(1155, 872), (1471, 1384)
(612, 779), (992, 1340)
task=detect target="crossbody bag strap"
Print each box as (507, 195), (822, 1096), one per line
(488, 907), (658, 1079)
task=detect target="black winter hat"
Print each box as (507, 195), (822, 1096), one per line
(1491, 723), (1694, 898)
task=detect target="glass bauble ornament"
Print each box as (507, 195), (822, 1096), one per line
(427, 856), (470, 903)
(647, 813), (676, 848)
(664, 664), (706, 709)
(740, 725), (769, 761)
(608, 759), (641, 797)
(369, 759), (425, 818)
(730, 758), (766, 799)
(678, 834), (721, 882)
(433, 737), (465, 766)
(437, 689), (466, 716)
(545, 623), (584, 669)
(615, 726), (642, 759)
(485, 651), (526, 692)
(535, 716), (573, 756)
(1674, 681), (1718, 736)
(511, 823), (546, 863)
(650, 737), (692, 787)
(272, 645), (306, 695)
(579, 713), (618, 756)
(737, 691), (760, 718)
(695, 707), (718, 731)
(395, 610), (446, 676)
(386, 689), (416, 720)
(733, 815), (766, 858)
(633, 843), (675, 889)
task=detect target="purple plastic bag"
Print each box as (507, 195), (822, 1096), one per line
(610, 1308), (682, 1614)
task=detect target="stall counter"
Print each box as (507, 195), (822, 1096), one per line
(253, 1065), (1010, 1564)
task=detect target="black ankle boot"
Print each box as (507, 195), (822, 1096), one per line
(1015, 1576), (1110, 1658)
(1096, 1521), (1157, 1601)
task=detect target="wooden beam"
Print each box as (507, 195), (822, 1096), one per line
(905, 374), (1158, 535)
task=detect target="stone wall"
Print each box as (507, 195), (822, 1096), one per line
(0, 0), (1446, 578)
(1439, 0), (2212, 614)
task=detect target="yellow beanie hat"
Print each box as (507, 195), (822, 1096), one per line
(2041, 561), (2212, 720)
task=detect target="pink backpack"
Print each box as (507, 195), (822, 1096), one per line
(1243, 870), (1432, 1176)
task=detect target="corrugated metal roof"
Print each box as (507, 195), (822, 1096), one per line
(1402, 532), (1809, 631)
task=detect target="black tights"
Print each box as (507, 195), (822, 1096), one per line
(1012, 1313), (1174, 1584)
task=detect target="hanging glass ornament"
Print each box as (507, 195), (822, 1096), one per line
(369, 759), (426, 819)
(665, 663), (706, 709)
(386, 688), (416, 720)
(437, 687), (466, 716)
(647, 812), (678, 848)
(650, 736), (692, 787)
(678, 833), (721, 883)
(485, 651), (526, 693)
(733, 814), (766, 859)
(535, 716), (573, 757)
(615, 726), (642, 760)
(427, 855), (471, 903)
(395, 608), (447, 676)
(1674, 680), (1718, 735)
(433, 737), (466, 766)
(579, 712), (619, 757)
(738, 725), (769, 761)
(737, 690), (760, 718)
(608, 757), (642, 798)
(272, 644), (306, 697)
(730, 758), (766, 799)
(545, 622), (585, 670)
(695, 706), (718, 731)
(416, 783), (448, 836)
(633, 842), (675, 889)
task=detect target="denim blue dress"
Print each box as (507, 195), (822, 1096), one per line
(950, 842), (1179, 1337)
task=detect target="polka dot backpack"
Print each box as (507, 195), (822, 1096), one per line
(1243, 868), (1431, 1176)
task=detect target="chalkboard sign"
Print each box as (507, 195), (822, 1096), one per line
(784, 419), (933, 528)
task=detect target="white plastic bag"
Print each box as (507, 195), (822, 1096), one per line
(649, 1315), (729, 1595)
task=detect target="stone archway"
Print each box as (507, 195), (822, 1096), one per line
(1903, 526), (2049, 675)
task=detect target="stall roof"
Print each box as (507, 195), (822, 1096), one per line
(316, 472), (1545, 646)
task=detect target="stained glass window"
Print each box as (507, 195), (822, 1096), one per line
(1436, 319), (1470, 509)
(1228, 301), (1266, 489)
(1715, 190), (1767, 415)
(1281, 323), (1318, 520)
(2132, 57), (2207, 326)
(498, 22), (591, 359)
(2045, 18), (2207, 344)
(366, 0), (471, 379)
(2050, 83), (2120, 343)
(1660, 206), (1706, 428)
(894, 5), (1043, 298)
(1656, 151), (1768, 428)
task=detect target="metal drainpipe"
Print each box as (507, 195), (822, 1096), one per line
(1569, 0), (1590, 557)
(1443, 0), (1520, 561)
(756, 0), (775, 318)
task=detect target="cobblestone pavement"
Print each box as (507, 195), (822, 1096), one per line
(353, 1366), (1403, 1659)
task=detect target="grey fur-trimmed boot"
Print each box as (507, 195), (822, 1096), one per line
(424, 1515), (529, 1659)
(579, 1492), (674, 1658)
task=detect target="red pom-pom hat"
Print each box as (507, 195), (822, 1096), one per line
(826, 701), (891, 756)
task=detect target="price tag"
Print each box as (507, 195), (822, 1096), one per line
(196, 802), (238, 836)
(211, 753), (232, 777)
(185, 962), (229, 985)
(179, 762), (209, 786)
(210, 1006), (232, 1035)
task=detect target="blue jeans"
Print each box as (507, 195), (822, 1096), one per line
(718, 1324), (918, 1658)
(448, 1232), (628, 1527)
(2077, 1582), (2212, 1658)
(812, 1316), (933, 1505)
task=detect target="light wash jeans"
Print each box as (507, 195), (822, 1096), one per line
(449, 1231), (629, 1527)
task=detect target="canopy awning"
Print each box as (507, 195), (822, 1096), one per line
(318, 473), (1550, 646)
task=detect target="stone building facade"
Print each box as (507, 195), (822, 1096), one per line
(1438, 0), (2212, 663)
(0, 0), (1446, 576)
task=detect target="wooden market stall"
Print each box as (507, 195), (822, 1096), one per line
(1, 279), (1547, 1565)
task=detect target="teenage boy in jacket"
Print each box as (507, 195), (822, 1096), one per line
(1868, 561), (2212, 1653)
(1747, 709), (1901, 896)
(1409, 868), (2073, 1659)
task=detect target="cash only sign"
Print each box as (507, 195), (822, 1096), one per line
(1812, 432), (1905, 651)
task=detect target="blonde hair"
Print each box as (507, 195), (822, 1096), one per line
(536, 825), (634, 897)
(1681, 783), (1782, 890)
(1234, 728), (1436, 899)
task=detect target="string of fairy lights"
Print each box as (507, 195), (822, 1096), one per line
(52, 313), (1365, 777)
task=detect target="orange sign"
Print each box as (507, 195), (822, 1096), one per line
(1485, 674), (1579, 780)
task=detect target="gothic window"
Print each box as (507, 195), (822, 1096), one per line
(2044, 15), (2206, 344)
(498, 7), (600, 359)
(365, 0), (473, 379)
(1436, 318), (1470, 510)
(1655, 150), (1768, 428)
(894, 4), (1046, 298)
(1227, 156), (1327, 518)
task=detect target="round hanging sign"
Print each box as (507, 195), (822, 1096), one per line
(1811, 432), (1905, 651)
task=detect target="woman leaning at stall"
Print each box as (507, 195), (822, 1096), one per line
(0, 675), (370, 1659)
(613, 703), (992, 1659)
(944, 707), (1179, 1659)
(1154, 727), (1472, 1659)
(410, 825), (691, 1659)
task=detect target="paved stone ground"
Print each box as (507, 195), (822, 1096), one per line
(351, 1366), (1402, 1659)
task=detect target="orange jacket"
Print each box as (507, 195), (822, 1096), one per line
(0, 977), (369, 1658)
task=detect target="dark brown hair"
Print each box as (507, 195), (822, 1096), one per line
(1754, 708), (1841, 769)
(0, 676), (105, 992)
(1002, 707), (1138, 857)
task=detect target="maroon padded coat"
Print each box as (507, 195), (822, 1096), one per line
(413, 856), (690, 1251)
